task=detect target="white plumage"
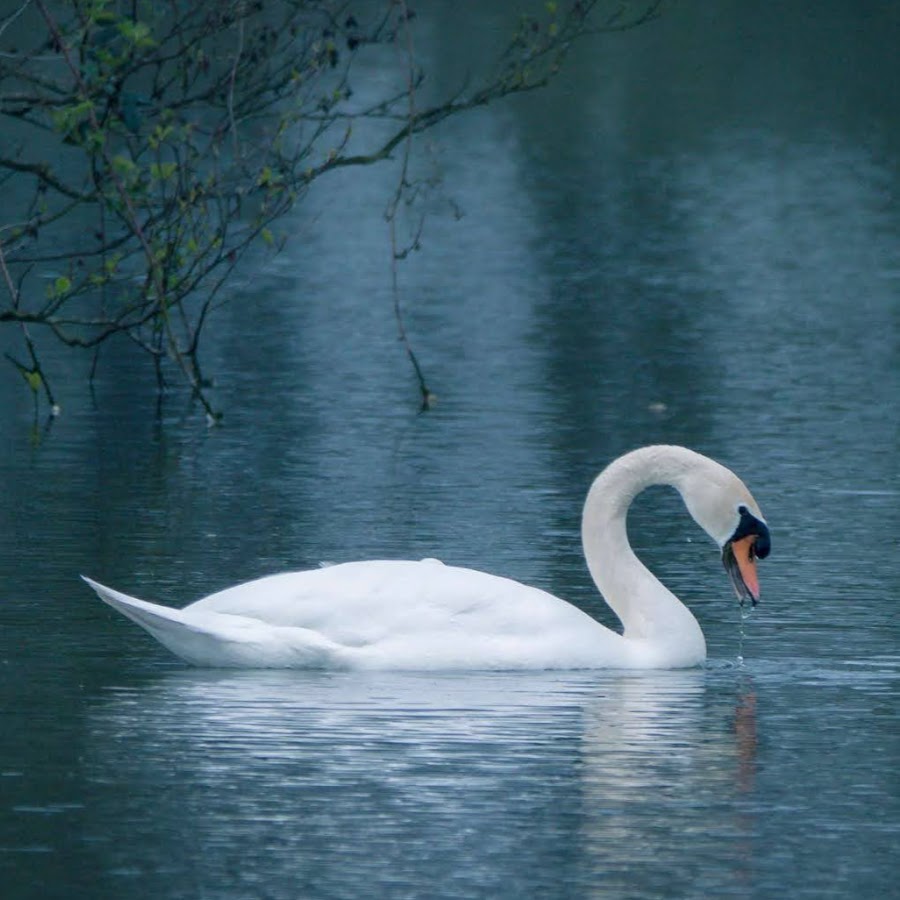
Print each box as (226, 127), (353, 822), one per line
(84, 445), (770, 670)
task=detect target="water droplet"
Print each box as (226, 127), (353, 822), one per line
(737, 604), (751, 664)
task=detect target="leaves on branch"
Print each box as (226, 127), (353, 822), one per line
(0, 0), (662, 421)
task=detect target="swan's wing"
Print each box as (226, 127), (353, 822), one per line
(189, 559), (585, 628)
(186, 560), (614, 668)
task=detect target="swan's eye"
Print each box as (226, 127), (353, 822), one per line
(729, 506), (771, 560)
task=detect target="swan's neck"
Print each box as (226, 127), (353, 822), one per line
(582, 446), (706, 661)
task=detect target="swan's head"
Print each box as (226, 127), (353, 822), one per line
(678, 462), (771, 606)
(720, 504), (771, 606)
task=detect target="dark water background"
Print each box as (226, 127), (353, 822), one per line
(2, 2), (899, 897)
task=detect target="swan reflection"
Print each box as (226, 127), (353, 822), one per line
(84, 669), (757, 896)
(577, 672), (758, 896)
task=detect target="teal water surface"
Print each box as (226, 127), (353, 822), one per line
(2, 2), (900, 898)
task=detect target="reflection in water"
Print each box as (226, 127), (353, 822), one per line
(733, 685), (757, 795)
(81, 670), (757, 899)
(577, 673), (758, 898)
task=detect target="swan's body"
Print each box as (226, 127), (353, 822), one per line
(84, 445), (770, 670)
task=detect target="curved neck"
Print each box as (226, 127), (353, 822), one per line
(581, 446), (706, 660)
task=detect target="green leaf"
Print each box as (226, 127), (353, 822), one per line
(112, 154), (137, 175)
(117, 19), (156, 48)
(46, 275), (72, 299)
(149, 123), (174, 149)
(85, 129), (106, 152)
(50, 99), (95, 136)
(149, 162), (177, 180)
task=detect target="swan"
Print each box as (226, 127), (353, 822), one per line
(83, 445), (770, 670)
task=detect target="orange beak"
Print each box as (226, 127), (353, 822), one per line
(723, 534), (760, 605)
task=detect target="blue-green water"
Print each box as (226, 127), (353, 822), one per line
(2, 2), (899, 897)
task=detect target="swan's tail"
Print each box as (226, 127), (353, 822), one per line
(83, 575), (184, 628)
(82, 576), (345, 668)
(83, 576), (211, 659)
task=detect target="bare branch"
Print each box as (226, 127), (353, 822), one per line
(0, 156), (91, 200)
(0, 0), (663, 420)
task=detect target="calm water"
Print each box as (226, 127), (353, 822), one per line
(2, 1), (900, 898)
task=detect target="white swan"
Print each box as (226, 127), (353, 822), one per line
(83, 445), (770, 670)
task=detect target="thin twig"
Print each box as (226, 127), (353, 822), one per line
(0, 0), (32, 42)
(385, 0), (434, 411)
(227, 16), (244, 160)
(0, 239), (20, 306)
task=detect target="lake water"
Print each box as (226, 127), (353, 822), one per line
(2, 1), (899, 897)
